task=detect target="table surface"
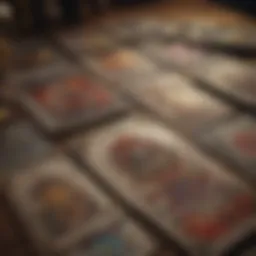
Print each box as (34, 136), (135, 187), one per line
(0, 1), (255, 256)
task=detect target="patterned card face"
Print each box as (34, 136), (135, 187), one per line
(12, 40), (64, 72)
(201, 116), (256, 182)
(59, 30), (116, 55)
(0, 122), (52, 174)
(8, 155), (118, 249)
(144, 42), (206, 73)
(21, 73), (128, 134)
(68, 220), (155, 256)
(84, 49), (157, 82)
(197, 56), (256, 106)
(125, 73), (231, 131)
(73, 114), (255, 253)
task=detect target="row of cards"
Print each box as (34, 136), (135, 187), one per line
(7, 154), (157, 256)
(142, 41), (256, 108)
(57, 19), (256, 50)
(68, 113), (255, 255)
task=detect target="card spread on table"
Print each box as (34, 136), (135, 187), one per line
(85, 49), (156, 81)
(0, 122), (52, 173)
(72, 115), (255, 252)
(68, 220), (155, 256)
(8, 156), (119, 248)
(126, 73), (231, 130)
(196, 56), (256, 105)
(21, 74), (127, 133)
(201, 116), (256, 180)
(144, 42), (206, 72)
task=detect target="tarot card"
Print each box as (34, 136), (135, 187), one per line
(124, 72), (232, 133)
(196, 55), (256, 106)
(0, 121), (52, 175)
(58, 29), (116, 56)
(20, 70), (128, 135)
(143, 41), (206, 74)
(66, 219), (156, 256)
(70, 114), (255, 254)
(11, 39), (65, 72)
(200, 115), (256, 183)
(7, 155), (120, 250)
(84, 48), (157, 83)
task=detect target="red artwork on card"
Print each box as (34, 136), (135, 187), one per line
(110, 135), (182, 183)
(30, 76), (113, 120)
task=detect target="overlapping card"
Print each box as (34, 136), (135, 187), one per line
(143, 41), (207, 74)
(184, 22), (256, 51)
(19, 65), (129, 135)
(200, 115), (256, 184)
(0, 121), (52, 175)
(7, 154), (156, 255)
(70, 114), (255, 255)
(194, 55), (256, 107)
(122, 72), (232, 133)
(84, 48), (157, 83)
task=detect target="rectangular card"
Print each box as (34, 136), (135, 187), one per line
(194, 55), (256, 107)
(58, 28), (117, 56)
(11, 39), (66, 72)
(0, 121), (53, 175)
(200, 115), (256, 184)
(123, 72), (232, 133)
(66, 219), (156, 256)
(70, 114), (255, 255)
(143, 41), (206, 74)
(186, 24), (256, 50)
(84, 48), (157, 83)
(19, 67), (129, 135)
(7, 154), (121, 251)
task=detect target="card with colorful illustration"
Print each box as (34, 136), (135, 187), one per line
(84, 48), (157, 83)
(143, 42), (206, 74)
(66, 219), (156, 256)
(195, 55), (256, 107)
(20, 70), (128, 135)
(200, 115), (256, 183)
(70, 114), (255, 254)
(124, 72), (232, 132)
(0, 121), (52, 175)
(12, 39), (65, 72)
(7, 155), (120, 250)
(58, 29), (116, 56)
